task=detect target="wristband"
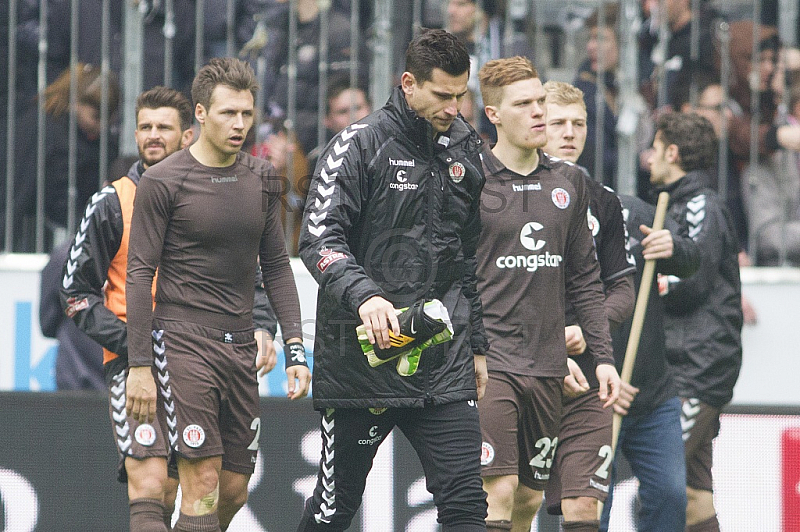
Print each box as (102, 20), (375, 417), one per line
(285, 341), (308, 368)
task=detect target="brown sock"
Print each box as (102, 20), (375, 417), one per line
(173, 512), (221, 532)
(687, 515), (720, 532)
(130, 498), (169, 532)
(486, 520), (513, 531)
(562, 520), (600, 532)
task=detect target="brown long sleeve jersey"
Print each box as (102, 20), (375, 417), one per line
(476, 149), (613, 376)
(126, 149), (302, 367)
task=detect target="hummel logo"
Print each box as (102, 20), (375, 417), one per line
(389, 158), (415, 167)
(211, 176), (238, 183)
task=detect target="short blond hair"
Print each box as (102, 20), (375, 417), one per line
(543, 80), (586, 111)
(478, 56), (539, 107)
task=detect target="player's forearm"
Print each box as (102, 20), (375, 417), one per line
(68, 298), (129, 356)
(603, 274), (635, 330)
(261, 261), (303, 341)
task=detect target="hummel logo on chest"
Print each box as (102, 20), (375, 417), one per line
(389, 158), (415, 167)
(211, 176), (238, 183)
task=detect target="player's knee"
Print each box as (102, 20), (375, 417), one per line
(513, 486), (543, 517)
(561, 496), (598, 521)
(484, 475), (519, 507)
(164, 478), (179, 510)
(127, 459), (170, 500)
(660, 480), (687, 512)
(219, 485), (248, 514)
(190, 483), (220, 516)
(686, 488), (715, 524)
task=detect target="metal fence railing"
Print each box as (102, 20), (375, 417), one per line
(2, 0), (799, 265)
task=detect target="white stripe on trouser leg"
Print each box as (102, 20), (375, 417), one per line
(681, 397), (701, 441)
(315, 408), (337, 524)
(110, 370), (132, 453)
(152, 329), (177, 448)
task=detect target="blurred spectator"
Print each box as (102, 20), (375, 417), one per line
(638, 0), (719, 110)
(204, 0), (262, 60)
(251, 120), (310, 256)
(261, 0), (368, 154)
(673, 73), (733, 195)
(13, 64), (120, 252)
(741, 82), (800, 267)
(40, 240), (104, 391)
(16, 0), (196, 96)
(446, 0), (505, 137)
(771, 47), (800, 105)
(324, 78), (371, 135)
(459, 87), (480, 133)
(716, 21), (800, 253)
(574, 3), (620, 186)
(308, 75), (372, 166)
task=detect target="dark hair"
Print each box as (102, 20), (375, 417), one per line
(405, 29), (471, 83)
(670, 70), (721, 111)
(656, 112), (717, 172)
(586, 2), (620, 36)
(326, 74), (370, 108)
(136, 86), (193, 131)
(191, 57), (258, 111)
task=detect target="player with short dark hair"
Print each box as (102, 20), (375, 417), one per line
(296, 29), (489, 531)
(60, 86), (194, 531)
(61, 85), (283, 531)
(648, 112), (742, 532)
(475, 57), (620, 532)
(125, 58), (309, 532)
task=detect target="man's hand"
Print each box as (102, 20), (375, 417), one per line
(283, 337), (310, 400)
(565, 325), (587, 356)
(286, 365), (311, 400)
(474, 354), (488, 400)
(595, 363), (621, 408)
(612, 380), (640, 416)
(125, 365), (157, 423)
(742, 294), (758, 325)
(255, 330), (277, 377)
(563, 357), (590, 398)
(358, 296), (400, 350)
(640, 225), (674, 260)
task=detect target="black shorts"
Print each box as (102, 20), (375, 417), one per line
(478, 372), (563, 490)
(546, 388), (612, 514)
(153, 318), (260, 475)
(681, 397), (721, 491)
(104, 357), (172, 483)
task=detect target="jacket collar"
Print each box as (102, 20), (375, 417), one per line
(127, 161), (145, 186)
(651, 169), (711, 202)
(385, 85), (475, 152)
(481, 146), (552, 177)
